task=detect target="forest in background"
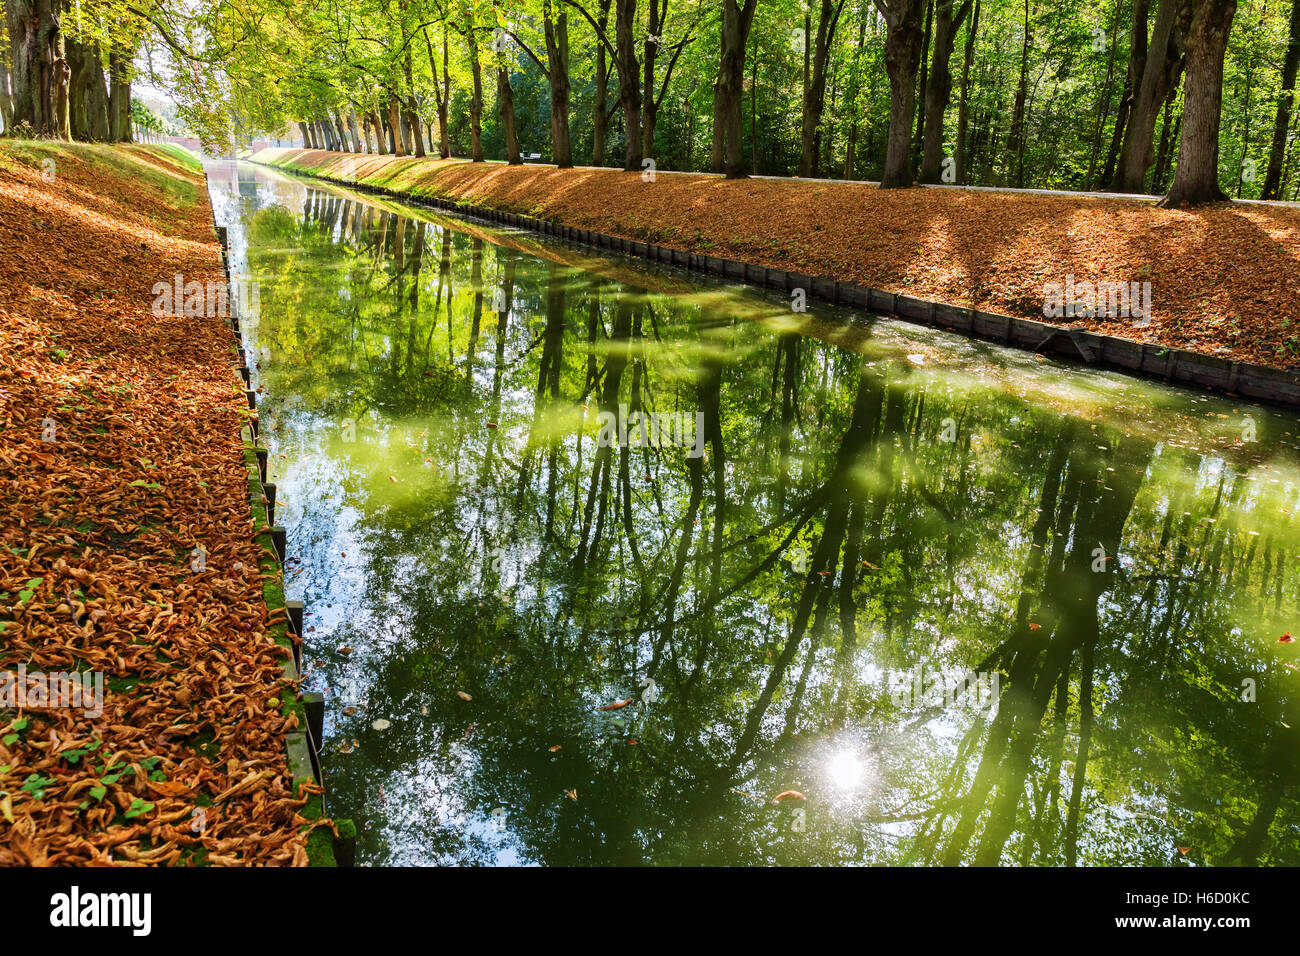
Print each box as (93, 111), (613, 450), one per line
(2, 0), (1299, 205)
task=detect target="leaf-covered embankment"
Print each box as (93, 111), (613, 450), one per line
(0, 141), (324, 865)
(254, 147), (1300, 372)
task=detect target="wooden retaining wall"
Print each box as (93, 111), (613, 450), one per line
(209, 208), (356, 867)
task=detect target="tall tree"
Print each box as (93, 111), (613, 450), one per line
(953, 0), (979, 183)
(1261, 0), (1300, 199)
(875, 0), (927, 187)
(592, 0), (611, 165)
(7, 0), (71, 137)
(564, 0), (640, 168)
(798, 0), (847, 177)
(496, 54), (522, 163)
(423, 24), (453, 158)
(1102, 0), (1150, 187)
(1114, 0), (1189, 192)
(543, 0), (573, 166)
(712, 0), (760, 178)
(613, 0), (642, 169)
(1084, 0), (1123, 191)
(1161, 0), (1238, 205)
(1002, 0), (1031, 186)
(466, 16), (485, 160)
(919, 0), (973, 183)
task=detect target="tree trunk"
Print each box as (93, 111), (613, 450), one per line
(711, 31), (727, 173)
(1083, 0), (1122, 190)
(715, 0), (760, 178)
(400, 108), (414, 153)
(439, 31), (452, 158)
(799, 0), (845, 177)
(469, 39), (484, 161)
(954, 0), (980, 183)
(544, 0), (573, 167)
(387, 92), (406, 156)
(107, 41), (132, 142)
(642, 0), (661, 160)
(919, 0), (972, 182)
(1003, 0), (1031, 186)
(498, 65), (522, 164)
(45, 0), (69, 137)
(424, 25), (453, 158)
(1160, 0), (1238, 206)
(401, 41), (424, 157)
(912, 0), (933, 172)
(333, 109), (349, 151)
(7, 0), (40, 129)
(1261, 0), (1300, 199)
(406, 100), (425, 156)
(1115, 0), (1188, 192)
(66, 37), (90, 140)
(1102, 0), (1150, 186)
(66, 37), (109, 141)
(9, 0), (70, 137)
(878, 0), (927, 188)
(593, 0), (611, 165)
(347, 108), (363, 152)
(1151, 93), (1176, 187)
(615, 0), (643, 170)
(842, 12), (867, 179)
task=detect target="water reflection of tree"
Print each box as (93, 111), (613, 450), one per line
(246, 188), (1300, 867)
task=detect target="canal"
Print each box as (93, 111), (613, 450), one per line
(207, 160), (1300, 866)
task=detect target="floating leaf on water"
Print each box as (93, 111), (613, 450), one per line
(372, 719), (391, 731)
(565, 789), (578, 801)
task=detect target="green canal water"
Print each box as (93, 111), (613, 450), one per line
(207, 161), (1300, 866)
